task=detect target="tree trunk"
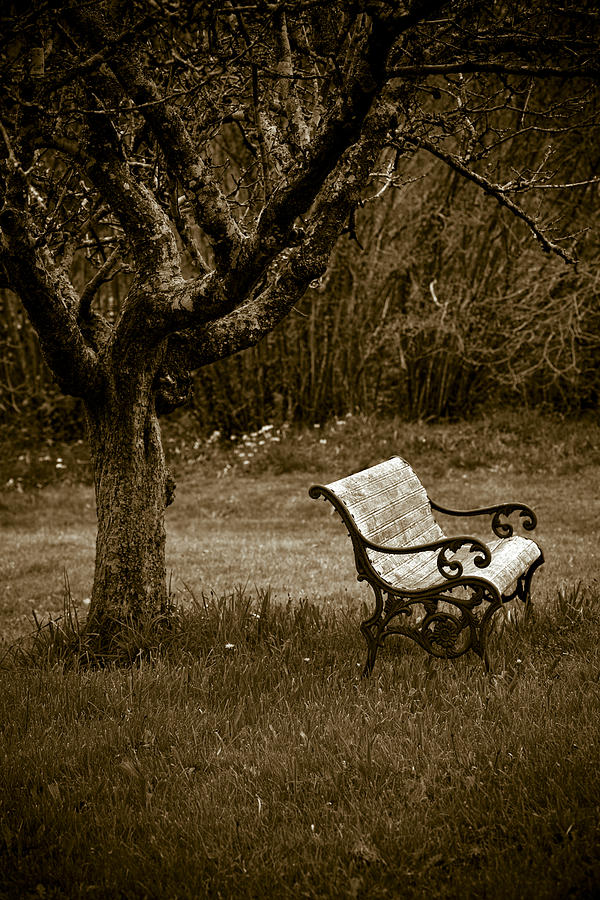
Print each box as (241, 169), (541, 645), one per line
(84, 386), (170, 649)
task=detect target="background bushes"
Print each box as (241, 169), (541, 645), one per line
(2, 156), (598, 443)
(187, 157), (599, 434)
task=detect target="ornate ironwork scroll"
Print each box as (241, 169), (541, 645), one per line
(435, 538), (491, 579)
(358, 581), (505, 676)
(430, 499), (538, 538)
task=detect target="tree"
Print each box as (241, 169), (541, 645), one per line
(1, 0), (599, 650)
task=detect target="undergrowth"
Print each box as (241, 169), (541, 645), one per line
(2, 408), (599, 491)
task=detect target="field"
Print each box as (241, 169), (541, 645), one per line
(1, 413), (599, 898)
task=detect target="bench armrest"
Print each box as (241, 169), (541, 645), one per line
(429, 500), (538, 538)
(360, 533), (492, 580)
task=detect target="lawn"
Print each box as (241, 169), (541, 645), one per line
(1, 413), (599, 898)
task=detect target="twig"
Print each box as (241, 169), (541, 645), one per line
(0, 118), (18, 167)
(502, 177), (600, 193)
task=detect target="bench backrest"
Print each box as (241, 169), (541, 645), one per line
(323, 456), (444, 549)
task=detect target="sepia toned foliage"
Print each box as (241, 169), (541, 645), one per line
(1, 0), (599, 644)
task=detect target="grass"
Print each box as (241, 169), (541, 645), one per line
(1, 585), (600, 899)
(1, 411), (599, 897)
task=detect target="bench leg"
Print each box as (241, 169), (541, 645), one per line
(362, 640), (379, 678)
(478, 562), (544, 672)
(523, 552), (544, 622)
(360, 584), (385, 677)
(501, 552), (545, 623)
(359, 559), (544, 675)
(360, 586), (424, 675)
(362, 586), (486, 674)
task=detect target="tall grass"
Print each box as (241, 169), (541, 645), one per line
(2, 581), (599, 898)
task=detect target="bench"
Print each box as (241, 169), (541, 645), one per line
(309, 456), (544, 675)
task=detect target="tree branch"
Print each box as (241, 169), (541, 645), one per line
(223, 11), (402, 303)
(45, 15), (155, 92)
(389, 62), (600, 80)
(185, 244), (328, 367)
(47, 86), (180, 280)
(402, 135), (576, 263)
(0, 195), (101, 398)
(183, 82), (403, 368)
(78, 247), (121, 320)
(274, 8), (310, 149)
(63, 7), (244, 273)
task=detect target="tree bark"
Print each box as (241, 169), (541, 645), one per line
(84, 382), (170, 649)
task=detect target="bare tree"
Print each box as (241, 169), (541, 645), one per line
(1, 0), (598, 649)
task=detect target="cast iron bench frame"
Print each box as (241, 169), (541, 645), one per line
(309, 457), (544, 675)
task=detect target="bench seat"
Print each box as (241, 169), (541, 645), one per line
(368, 534), (542, 596)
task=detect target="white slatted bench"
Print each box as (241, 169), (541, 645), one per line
(309, 456), (544, 675)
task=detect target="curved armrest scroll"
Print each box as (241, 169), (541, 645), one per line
(362, 534), (492, 580)
(430, 500), (538, 538)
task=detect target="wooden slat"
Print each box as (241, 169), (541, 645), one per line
(326, 457), (443, 548)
